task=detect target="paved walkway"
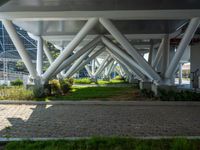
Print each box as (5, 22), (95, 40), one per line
(0, 101), (200, 138)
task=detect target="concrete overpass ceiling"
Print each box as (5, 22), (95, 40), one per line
(0, 0), (200, 12)
(13, 20), (187, 36)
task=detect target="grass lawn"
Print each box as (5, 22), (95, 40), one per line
(74, 78), (128, 85)
(48, 86), (139, 101)
(4, 137), (200, 150)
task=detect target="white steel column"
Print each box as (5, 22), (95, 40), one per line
(2, 20), (37, 78)
(63, 49), (92, 78)
(36, 36), (43, 76)
(148, 42), (154, 65)
(69, 47), (104, 77)
(85, 65), (92, 77)
(165, 17), (200, 79)
(160, 35), (170, 76)
(49, 36), (100, 79)
(152, 38), (164, 69)
(99, 18), (161, 82)
(43, 42), (54, 64)
(108, 48), (145, 80)
(102, 36), (153, 80)
(98, 58), (113, 77)
(42, 18), (98, 81)
(91, 60), (95, 75)
(179, 63), (183, 85)
(106, 60), (114, 77)
(93, 55), (110, 77)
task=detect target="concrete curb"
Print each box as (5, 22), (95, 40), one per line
(1, 136), (200, 142)
(0, 100), (200, 106)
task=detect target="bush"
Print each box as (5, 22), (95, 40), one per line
(59, 78), (73, 94)
(10, 79), (23, 86)
(49, 78), (73, 95)
(158, 89), (200, 101)
(0, 86), (33, 100)
(74, 78), (92, 84)
(140, 89), (155, 98)
(114, 75), (124, 80)
(33, 86), (45, 98)
(49, 79), (61, 95)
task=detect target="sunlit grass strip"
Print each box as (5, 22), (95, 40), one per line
(0, 86), (33, 100)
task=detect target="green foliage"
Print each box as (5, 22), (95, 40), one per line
(49, 87), (131, 100)
(10, 79), (23, 86)
(74, 78), (93, 84)
(5, 137), (200, 150)
(0, 86), (33, 100)
(33, 86), (45, 98)
(140, 89), (155, 98)
(158, 89), (200, 101)
(49, 79), (62, 95)
(59, 78), (73, 94)
(114, 75), (125, 80)
(49, 78), (73, 95)
(16, 60), (27, 72)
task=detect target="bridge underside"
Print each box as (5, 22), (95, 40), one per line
(0, 0), (200, 91)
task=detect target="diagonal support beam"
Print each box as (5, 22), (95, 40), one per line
(2, 20), (37, 78)
(85, 65), (92, 77)
(63, 49), (93, 78)
(99, 18), (161, 82)
(49, 36), (101, 79)
(42, 18), (98, 81)
(165, 17), (200, 79)
(43, 42), (54, 64)
(108, 49), (144, 80)
(102, 36), (153, 81)
(97, 58), (113, 77)
(69, 47), (105, 77)
(152, 38), (165, 69)
(93, 55), (110, 77)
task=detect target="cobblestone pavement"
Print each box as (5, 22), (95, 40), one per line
(0, 101), (200, 138)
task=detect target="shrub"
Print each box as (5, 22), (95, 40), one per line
(33, 86), (45, 98)
(59, 78), (73, 94)
(49, 78), (73, 95)
(140, 89), (155, 98)
(0, 86), (33, 100)
(68, 78), (74, 85)
(74, 78), (92, 84)
(158, 89), (200, 101)
(10, 79), (23, 86)
(114, 75), (124, 80)
(49, 79), (61, 95)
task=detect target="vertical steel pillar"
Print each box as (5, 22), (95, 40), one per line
(36, 36), (43, 76)
(160, 35), (170, 76)
(179, 63), (183, 85)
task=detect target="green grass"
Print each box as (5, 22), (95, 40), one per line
(97, 79), (127, 85)
(0, 86), (33, 100)
(48, 86), (131, 100)
(74, 78), (93, 84)
(74, 78), (127, 85)
(5, 137), (200, 150)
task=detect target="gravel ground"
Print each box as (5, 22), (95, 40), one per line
(0, 101), (200, 138)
